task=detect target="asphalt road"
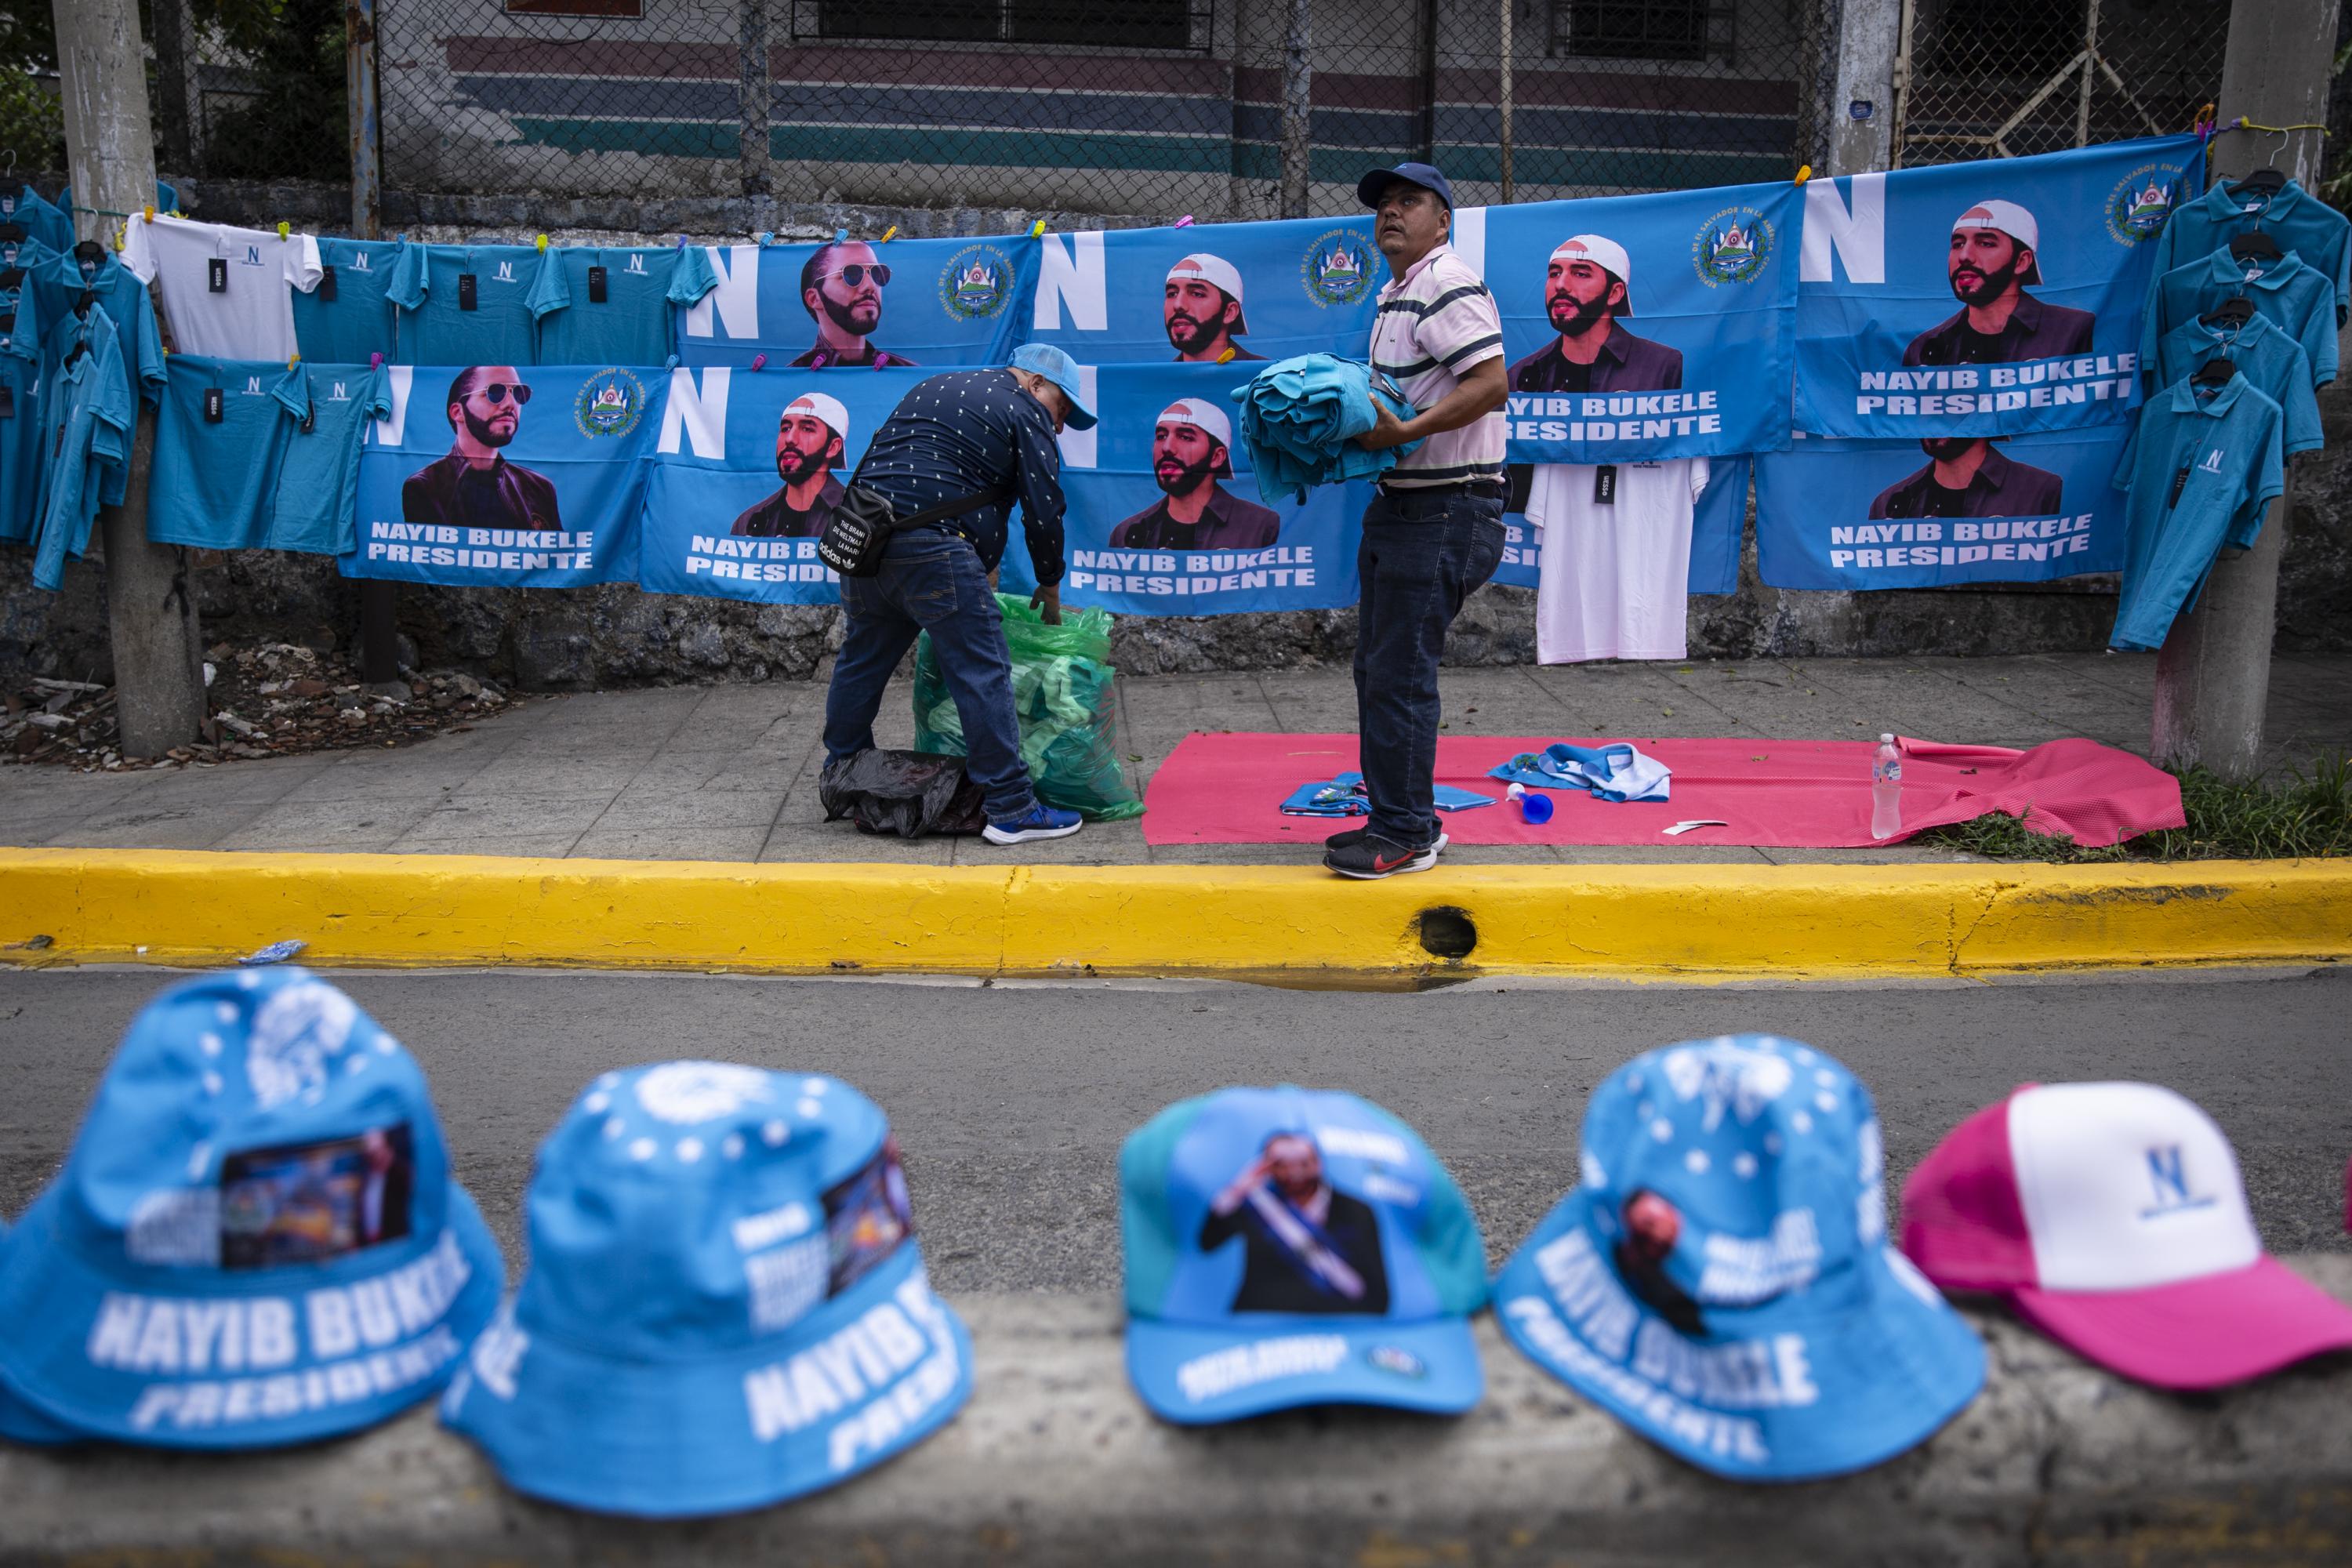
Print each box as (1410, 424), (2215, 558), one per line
(2, 966), (2347, 1291)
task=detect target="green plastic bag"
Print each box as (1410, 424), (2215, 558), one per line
(913, 593), (1145, 821)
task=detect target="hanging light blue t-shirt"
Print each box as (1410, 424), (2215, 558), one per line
(2140, 246), (2338, 389)
(389, 243), (543, 366)
(0, 277), (43, 543)
(0, 185), (74, 255)
(27, 309), (135, 590)
(267, 362), (392, 554)
(2109, 373), (2286, 652)
(2154, 312), (2322, 457)
(27, 247), (168, 504)
(2152, 176), (2352, 325)
(147, 355), (297, 550)
(292, 238), (404, 365)
(528, 243), (716, 365)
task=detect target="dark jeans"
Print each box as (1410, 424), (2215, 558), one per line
(1353, 485), (1508, 847)
(824, 529), (1036, 820)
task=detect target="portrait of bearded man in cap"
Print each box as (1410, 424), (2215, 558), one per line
(1507, 234), (1683, 394)
(1904, 200), (2096, 367)
(1110, 398), (1280, 550)
(732, 391), (851, 537)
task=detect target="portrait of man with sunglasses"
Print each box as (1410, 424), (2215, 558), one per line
(791, 241), (919, 370)
(400, 365), (563, 534)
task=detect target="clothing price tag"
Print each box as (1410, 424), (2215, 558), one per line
(2168, 465), (2190, 507)
(588, 265), (607, 303)
(458, 273), (478, 311)
(203, 387), (225, 423)
(0, 385), (13, 419)
(299, 401), (316, 434)
(1592, 464), (1618, 506)
(318, 264), (337, 301)
(0, 266), (20, 290)
(208, 256), (227, 293)
(0, 310), (13, 336)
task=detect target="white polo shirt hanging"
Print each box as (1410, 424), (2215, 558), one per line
(122, 212), (321, 361)
(1524, 456), (1710, 663)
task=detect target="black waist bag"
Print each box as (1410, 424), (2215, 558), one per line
(818, 748), (990, 838)
(818, 481), (1014, 579)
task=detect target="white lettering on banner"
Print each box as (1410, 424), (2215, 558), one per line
(1530, 1228), (1639, 1359)
(1826, 526), (2096, 572)
(1175, 1335), (1348, 1403)
(122, 1326), (461, 1432)
(742, 1273), (953, 1448)
(659, 366), (731, 457)
(1799, 172), (1886, 285)
(1034, 230), (1105, 332)
(686, 245), (760, 339)
(1056, 364), (1098, 469)
(684, 536), (838, 583)
(1503, 1298), (1772, 1464)
(1508, 392), (1720, 419)
(1511, 416), (1725, 443)
(369, 366), (414, 446)
(1066, 543), (1319, 599)
(1450, 205), (1486, 278)
(362, 523), (597, 573)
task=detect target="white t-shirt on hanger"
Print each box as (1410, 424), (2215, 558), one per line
(1525, 457), (1710, 663)
(122, 212), (321, 360)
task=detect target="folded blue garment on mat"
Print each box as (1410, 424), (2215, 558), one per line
(1489, 743), (1672, 804)
(1230, 354), (1422, 504)
(1280, 771), (1496, 816)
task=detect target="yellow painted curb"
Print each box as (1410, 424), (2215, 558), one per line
(2, 848), (2347, 980)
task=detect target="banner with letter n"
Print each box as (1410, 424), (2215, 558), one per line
(993, 363), (1364, 617)
(638, 366), (949, 605)
(343, 364), (656, 588)
(1753, 424), (2132, 590)
(1487, 180), (1800, 465)
(1793, 134), (2202, 439)
(677, 234), (1037, 371)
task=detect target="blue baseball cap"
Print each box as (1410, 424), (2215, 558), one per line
(1492, 1036), (1984, 1482)
(1122, 1085), (1486, 1423)
(0, 969), (503, 1448)
(1357, 162), (1455, 212)
(1010, 342), (1098, 430)
(440, 1062), (971, 1518)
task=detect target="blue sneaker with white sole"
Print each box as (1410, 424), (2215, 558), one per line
(982, 802), (1084, 844)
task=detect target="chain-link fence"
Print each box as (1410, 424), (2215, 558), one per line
(147, 0), (1842, 224)
(1891, 0), (2229, 167)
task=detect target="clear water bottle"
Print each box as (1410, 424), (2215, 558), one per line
(1871, 734), (1903, 840)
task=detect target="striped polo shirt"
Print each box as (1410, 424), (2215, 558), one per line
(1368, 242), (1507, 488)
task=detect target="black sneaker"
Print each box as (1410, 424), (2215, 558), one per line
(1324, 833), (1445, 879)
(1327, 826), (1447, 853)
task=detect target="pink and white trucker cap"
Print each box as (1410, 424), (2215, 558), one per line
(1901, 1082), (2352, 1388)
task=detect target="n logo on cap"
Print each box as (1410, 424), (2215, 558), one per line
(2140, 1145), (2216, 1218)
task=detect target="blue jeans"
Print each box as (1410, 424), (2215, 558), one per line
(1353, 485), (1508, 847)
(824, 529), (1036, 820)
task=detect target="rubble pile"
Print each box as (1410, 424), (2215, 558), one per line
(3, 642), (524, 771)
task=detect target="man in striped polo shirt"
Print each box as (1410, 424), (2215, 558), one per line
(1328, 162), (1511, 880)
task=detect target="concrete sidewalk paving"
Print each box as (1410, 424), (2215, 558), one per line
(2, 652), (2347, 866)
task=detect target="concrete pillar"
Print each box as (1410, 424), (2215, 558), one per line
(1279, 0), (1312, 220)
(2151, 0), (2342, 780)
(1827, 0), (1899, 176)
(53, 0), (206, 758)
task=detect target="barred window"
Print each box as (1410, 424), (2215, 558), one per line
(1551, 0), (1719, 64)
(812, 1), (1202, 49)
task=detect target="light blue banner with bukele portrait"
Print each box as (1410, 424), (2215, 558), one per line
(993, 362), (1367, 617)
(1022, 212), (1385, 367)
(1484, 180), (1800, 465)
(1793, 134), (2202, 439)
(1752, 423), (2132, 590)
(676, 234), (1039, 371)
(637, 366), (946, 605)
(342, 364), (657, 587)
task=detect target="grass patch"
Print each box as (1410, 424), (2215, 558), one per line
(1918, 751), (2352, 862)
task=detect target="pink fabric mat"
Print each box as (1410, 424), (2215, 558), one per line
(1142, 733), (2183, 848)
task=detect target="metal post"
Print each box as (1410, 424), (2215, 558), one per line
(1278, 0), (1312, 220)
(2150, 0), (2341, 780)
(346, 0), (402, 691)
(1497, 0), (1513, 203)
(53, 0), (205, 758)
(1417, 0), (1441, 165)
(149, 0), (192, 176)
(2074, 0), (2098, 148)
(1828, 0), (1900, 176)
(740, 0), (775, 207)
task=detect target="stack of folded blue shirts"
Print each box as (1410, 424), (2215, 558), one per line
(1280, 771), (1493, 816)
(1229, 354), (1421, 503)
(1489, 742), (1671, 803)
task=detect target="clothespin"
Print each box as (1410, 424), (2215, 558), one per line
(1795, 164), (1812, 185)
(756, 231), (775, 246)
(535, 233), (548, 252)
(1029, 219), (1047, 238)
(750, 352), (768, 372)
(277, 220), (289, 241)
(675, 234), (686, 251)
(287, 351), (299, 370)
(142, 205), (153, 223)
(879, 225), (898, 243)
(1174, 215), (1194, 228)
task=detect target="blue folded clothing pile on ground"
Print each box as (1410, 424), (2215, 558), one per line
(1229, 354), (1421, 503)
(1280, 770), (1493, 816)
(1489, 742), (1671, 803)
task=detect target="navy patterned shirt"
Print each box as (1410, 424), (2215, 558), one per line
(853, 368), (1068, 583)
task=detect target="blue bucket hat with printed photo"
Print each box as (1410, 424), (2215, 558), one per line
(0, 1221), (76, 1446)
(1122, 1085), (1486, 1423)
(0, 968), (503, 1448)
(440, 1062), (971, 1518)
(1492, 1035), (1984, 1482)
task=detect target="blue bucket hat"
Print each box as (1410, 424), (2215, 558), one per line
(1492, 1036), (1984, 1481)
(1122, 1085), (1486, 1424)
(0, 968), (503, 1448)
(0, 1221), (76, 1446)
(440, 1062), (971, 1518)
(1010, 342), (1098, 430)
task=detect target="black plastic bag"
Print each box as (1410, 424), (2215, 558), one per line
(818, 748), (989, 838)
